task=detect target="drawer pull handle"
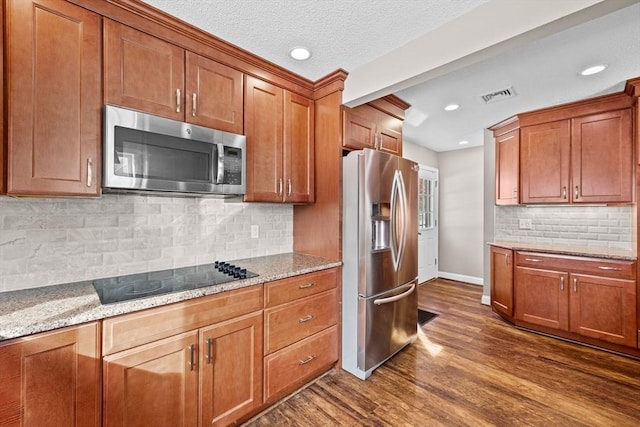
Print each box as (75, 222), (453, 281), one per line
(299, 355), (316, 365)
(524, 258), (541, 262)
(299, 282), (316, 289)
(598, 266), (622, 271)
(299, 314), (316, 323)
(188, 344), (196, 371)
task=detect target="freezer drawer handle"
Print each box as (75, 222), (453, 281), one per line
(299, 355), (316, 365)
(299, 282), (316, 289)
(299, 314), (316, 323)
(373, 283), (416, 305)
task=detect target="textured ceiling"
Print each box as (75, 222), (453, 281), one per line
(142, 0), (640, 153)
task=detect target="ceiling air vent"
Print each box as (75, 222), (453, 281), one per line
(480, 86), (516, 104)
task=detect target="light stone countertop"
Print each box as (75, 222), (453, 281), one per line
(0, 252), (342, 342)
(488, 241), (637, 261)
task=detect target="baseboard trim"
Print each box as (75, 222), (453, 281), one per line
(437, 271), (483, 286)
(481, 295), (491, 306)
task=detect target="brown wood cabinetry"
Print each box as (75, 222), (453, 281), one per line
(494, 129), (520, 205)
(244, 76), (314, 203)
(262, 269), (339, 403)
(490, 246), (514, 317)
(493, 89), (635, 206)
(343, 103), (403, 156)
(3, 0), (101, 196)
(102, 286), (263, 427)
(104, 19), (243, 134)
(0, 322), (101, 426)
(514, 251), (637, 348)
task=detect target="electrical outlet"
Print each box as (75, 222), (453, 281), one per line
(519, 219), (532, 230)
(251, 225), (259, 239)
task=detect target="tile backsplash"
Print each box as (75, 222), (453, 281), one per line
(0, 194), (293, 292)
(495, 205), (635, 250)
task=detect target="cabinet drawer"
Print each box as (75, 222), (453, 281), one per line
(264, 325), (338, 402)
(103, 285), (263, 355)
(264, 268), (337, 308)
(264, 289), (337, 354)
(516, 252), (636, 280)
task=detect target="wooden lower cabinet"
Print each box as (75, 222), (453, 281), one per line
(103, 331), (199, 427)
(262, 269), (339, 404)
(199, 312), (263, 427)
(264, 325), (338, 402)
(0, 322), (101, 427)
(102, 286), (264, 427)
(514, 251), (637, 349)
(490, 246), (514, 317)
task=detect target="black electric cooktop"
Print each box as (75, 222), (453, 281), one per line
(93, 261), (258, 305)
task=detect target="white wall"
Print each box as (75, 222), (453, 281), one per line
(403, 141), (438, 168)
(0, 195), (293, 292)
(437, 146), (484, 284)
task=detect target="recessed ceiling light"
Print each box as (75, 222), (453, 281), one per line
(444, 104), (459, 111)
(580, 64), (607, 76)
(290, 47), (311, 61)
(459, 140), (469, 145)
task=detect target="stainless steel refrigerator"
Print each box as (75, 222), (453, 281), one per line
(342, 148), (419, 380)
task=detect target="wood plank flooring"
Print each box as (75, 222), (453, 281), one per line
(244, 279), (640, 426)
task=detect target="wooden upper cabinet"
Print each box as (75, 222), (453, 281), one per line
(284, 91), (315, 203)
(244, 76), (314, 203)
(571, 109), (633, 204)
(5, 0), (101, 196)
(0, 322), (101, 427)
(520, 120), (571, 204)
(185, 52), (244, 134)
(495, 129), (520, 205)
(104, 19), (185, 120)
(343, 104), (404, 156)
(343, 105), (377, 151)
(104, 20), (244, 133)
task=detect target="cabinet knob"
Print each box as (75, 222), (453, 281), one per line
(562, 186), (567, 199)
(298, 314), (316, 323)
(188, 343), (196, 371)
(575, 186), (579, 199)
(299, 355), (316, 365)
(573, 277), (578, 293)
(176, 88), (181, 113)
(287, 179), (292, 197)
(277, 178), (283, 196)
(560, 276), (565, 291)
(86, 158), (93, 187)
(192, 93), (197, 117)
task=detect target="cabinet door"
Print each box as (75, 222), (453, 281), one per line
(571, 109), (633, 203)
(520, 120), (570, 203)
(342, 105), (377, 150)
(199, 312), (263, 427)
(0, 323), (101, 427)
(495, 129), (520, 205)
(244, 76), (284, 202)
(103, 331), (198, 427)
(376, 112), (403, 156)
(515, 267), (568, 330)
(284, 91), (314, 203)
(6, 0), (101, 196)
(185, 52), (243, 134)
(104, 19), (184, 120)
(569, 274), (636, 348)
(490, 247), (514, 317)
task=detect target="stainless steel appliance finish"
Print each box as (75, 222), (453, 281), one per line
(103, 105), (246, 196)
(342, 149), (419, 380)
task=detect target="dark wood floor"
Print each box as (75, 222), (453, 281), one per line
(245, 279), (640, 426)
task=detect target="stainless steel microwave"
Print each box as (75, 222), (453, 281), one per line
(103, 105), (246, 196)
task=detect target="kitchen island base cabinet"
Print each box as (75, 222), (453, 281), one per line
(0, 322), (101, 427)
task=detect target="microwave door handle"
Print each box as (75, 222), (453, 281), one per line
(216, 143), (225, 184)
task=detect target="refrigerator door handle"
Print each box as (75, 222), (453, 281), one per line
(390, 170), (407, 272)
(373, 283), (415, 305)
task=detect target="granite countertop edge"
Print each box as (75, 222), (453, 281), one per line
(0, 252), (342, 342)
(487, 241), (637, 261)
